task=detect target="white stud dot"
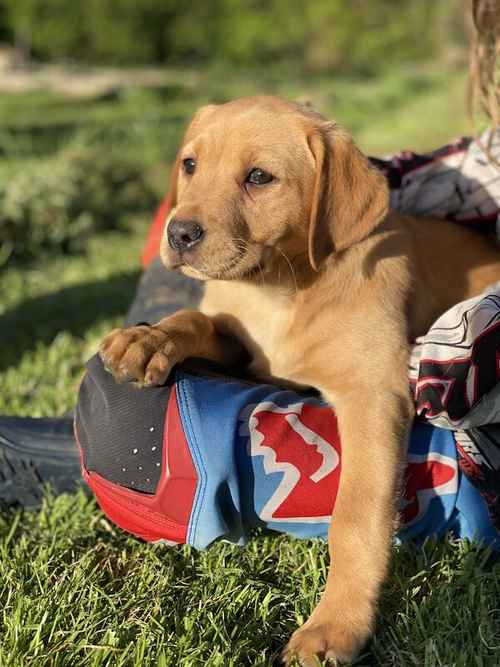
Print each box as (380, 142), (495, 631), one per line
(151, 446), (157, 452)
(132, 448), (138, 455)
(146, 478), (151, 483)
(149, 427), (155, 432)
(156, 462), (160, 467)
(122, 467), (126, 472)
(138, 466), (143, 471)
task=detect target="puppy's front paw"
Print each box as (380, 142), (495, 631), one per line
(282, 614), (370, 666)
(282, 623), (338, 666)
(99, 325), (182, 386)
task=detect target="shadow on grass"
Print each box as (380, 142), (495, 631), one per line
(0, 269), (140, 373)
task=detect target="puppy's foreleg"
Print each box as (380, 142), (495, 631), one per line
(99, 309), (244, 386)
(283, 366), (412, 665)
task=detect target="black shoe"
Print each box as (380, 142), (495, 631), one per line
(0, 415), (82, 508)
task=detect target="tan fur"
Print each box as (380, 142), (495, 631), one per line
(100, 96), (500, 666)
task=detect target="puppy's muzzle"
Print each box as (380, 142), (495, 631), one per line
(168, 218), (205, 252)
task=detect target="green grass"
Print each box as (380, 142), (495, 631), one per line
(0, 62), (498, 666)
(1, 494), (499, 667)
(0, 497), (499, 666)
(0, 220), (147, 416)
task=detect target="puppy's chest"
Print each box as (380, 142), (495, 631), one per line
(245, 307), (298, 377)
(201, 283), (304, 381)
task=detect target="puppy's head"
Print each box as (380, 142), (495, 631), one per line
(161, 96), (389, 281)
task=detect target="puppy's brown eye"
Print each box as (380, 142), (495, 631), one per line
(246, 168), (273, 185)
(183, 158), (196, 175)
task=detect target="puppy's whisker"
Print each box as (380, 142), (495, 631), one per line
(257, 261), (266, 288)
(277, 247), (298, 295)
(232, 237), (251, 254)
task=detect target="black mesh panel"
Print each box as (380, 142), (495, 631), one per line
(76, 354), (172, 494)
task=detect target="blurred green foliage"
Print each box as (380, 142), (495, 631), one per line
(0, 0), (465, 73)
(0, 62), (471, 267)
(0, 145), (156, 263)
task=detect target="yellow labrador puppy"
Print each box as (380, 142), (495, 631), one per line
(100, 96), (500, 665)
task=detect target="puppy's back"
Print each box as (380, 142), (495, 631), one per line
(402, 216), (500, 337)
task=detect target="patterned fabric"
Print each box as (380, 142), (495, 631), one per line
(407, 283), (500, 526)
(409, 285), (500, 429)
(373, 129), (500, 228)
(76, 356), (500, 550)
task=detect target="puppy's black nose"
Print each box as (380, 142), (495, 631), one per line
(167, 219), (204, 252)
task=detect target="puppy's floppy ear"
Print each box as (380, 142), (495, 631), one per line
(307, 123), (389, 271)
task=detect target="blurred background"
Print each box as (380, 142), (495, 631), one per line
(0, 0), (479, 414)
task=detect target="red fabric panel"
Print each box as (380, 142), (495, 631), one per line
(76, 386), (198, 544)
(141, 192), (174, 268)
